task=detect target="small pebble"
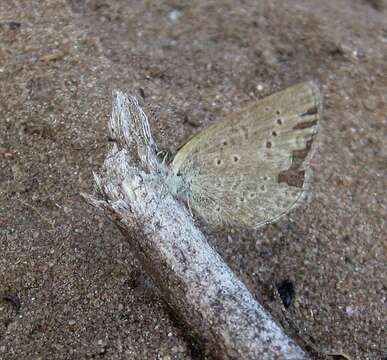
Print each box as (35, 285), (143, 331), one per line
(276, 279), (295, 308)
(168, 9), (181, 22)
(0, 21), (21, 30)
(257, 84), (264, 91)
(96, 339), (107, 354)
(345, 306), (355, 316)
(362, 97), (377, 112)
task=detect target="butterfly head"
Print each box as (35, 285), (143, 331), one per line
(166, 167), (195, 203)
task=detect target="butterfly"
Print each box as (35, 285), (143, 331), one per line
(168, 81), (322, 229)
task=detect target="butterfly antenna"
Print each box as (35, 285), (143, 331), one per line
(162, 152), (169, 165)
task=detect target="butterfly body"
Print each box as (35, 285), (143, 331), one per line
(169, 82), (322, 229)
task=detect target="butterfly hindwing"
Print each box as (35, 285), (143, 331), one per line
(171, 81), (322, 228)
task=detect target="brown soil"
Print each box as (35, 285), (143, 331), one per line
(1, 1), (386, 359)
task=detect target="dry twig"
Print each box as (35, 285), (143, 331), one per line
(83, 91), (310, 360)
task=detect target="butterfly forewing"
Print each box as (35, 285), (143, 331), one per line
(171, 81), (322, 228)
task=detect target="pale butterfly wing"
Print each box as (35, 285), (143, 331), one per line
(171, 81), (322, 228)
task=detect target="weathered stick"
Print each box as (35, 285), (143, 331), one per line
(84, 91), (310, 360)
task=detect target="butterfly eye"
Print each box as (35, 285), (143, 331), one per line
(266, 141), (272, 148)
(215, 159), (222, 166)
(232, 155), (240, 163)
(277, 118), (283, 125)
(272, 131), (277, 137)
(276, 110), (281, 115)
(248, 192), (256, 199)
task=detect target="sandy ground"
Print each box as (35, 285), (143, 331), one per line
(0, 1), (386, 359)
